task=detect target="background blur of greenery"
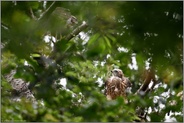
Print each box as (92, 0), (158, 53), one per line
(1, 1), (183, 122)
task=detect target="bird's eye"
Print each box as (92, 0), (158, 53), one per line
(114, 70), (118, 73)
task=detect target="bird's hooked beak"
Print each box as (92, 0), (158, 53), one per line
(111, 70), (116, 77)
(111, 70), (116, 75)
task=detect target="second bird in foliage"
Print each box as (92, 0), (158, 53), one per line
(104, 68), (132, 100)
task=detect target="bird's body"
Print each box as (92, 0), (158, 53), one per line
(46, 7), (78, 39)
(104, 69), (132, 100)
(4, 70), (35, 102)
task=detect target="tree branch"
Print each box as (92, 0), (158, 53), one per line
(65, 21), (88, 41)
(135, 68), (156, 95)
(134, 68), (157, 121)
(50, 21), (88, 63)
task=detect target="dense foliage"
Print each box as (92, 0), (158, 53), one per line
(1, 1), (183, 122)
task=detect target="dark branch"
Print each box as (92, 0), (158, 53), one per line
(135, 68), (156, 95)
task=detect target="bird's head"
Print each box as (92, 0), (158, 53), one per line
(67, 15), (78, 26)
(111, 69), (124, 78)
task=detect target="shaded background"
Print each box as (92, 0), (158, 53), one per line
(1, 1), (183, 122)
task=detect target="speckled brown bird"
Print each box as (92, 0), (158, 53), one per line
(104, 69), (132, 100)
(4, 70), (35, 102)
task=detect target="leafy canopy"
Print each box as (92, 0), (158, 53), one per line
(1, 1), (183, 122)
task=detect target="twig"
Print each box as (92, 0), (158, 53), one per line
(1, 22), (10, 30)
(29, 7), (37, 20)
(38, 1), (56, 21)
